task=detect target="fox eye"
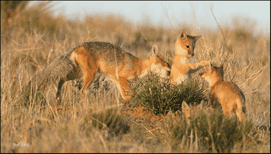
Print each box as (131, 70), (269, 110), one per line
(186, 45), (190, 49)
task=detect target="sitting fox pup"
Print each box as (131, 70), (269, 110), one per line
(170, 31), (210, 84)
(200, 63), (246, 122)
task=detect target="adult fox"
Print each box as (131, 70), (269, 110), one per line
(199, 63), (246, 122)
(25, 41), (170, 104)
(170, 31), (210, 84)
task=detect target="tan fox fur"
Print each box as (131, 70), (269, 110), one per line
(25, 42), (170, 103)
(170, 31), (210, 84)
(199, 63), (246, 122)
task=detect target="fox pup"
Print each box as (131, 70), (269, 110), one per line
(26, 42), (171, 103)
(182, 101), (204, 121)
(199, 63), (246, 122)
(170, 31), (210, 84)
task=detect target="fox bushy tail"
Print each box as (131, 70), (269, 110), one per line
(22, 54), (75, 100)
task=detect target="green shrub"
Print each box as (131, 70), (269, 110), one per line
(164, 110), (254, 152)
(129, 72), (207, 115)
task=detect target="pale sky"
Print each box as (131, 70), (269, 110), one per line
(29, 1), (270, 33)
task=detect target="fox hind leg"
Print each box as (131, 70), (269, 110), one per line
(80, 70), (97, 101)
(55, 79), (65, 105)
(221, 103), (233, 119)
(114, 77), (133, 101)
(235, 105), (246, 122)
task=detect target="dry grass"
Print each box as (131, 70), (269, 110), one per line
(1, 1), (270, 153)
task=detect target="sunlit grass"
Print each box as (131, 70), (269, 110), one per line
(1, 1), (270, 153)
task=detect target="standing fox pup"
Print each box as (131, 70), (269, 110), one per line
(25, 42), (170, 103)
(170, 31), (210, 84)
(199, 63), (246, 122)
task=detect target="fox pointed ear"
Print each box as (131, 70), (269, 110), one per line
(151, 44), (158, 56)
(209, 62), (212, 73)
(179, 31), (187, 39)
(199, 100), (205, 110)
(182, 101), (189, 110)
(219, 64), (224, 80)
(211, 62), (215, 66)
(194, 35), (202, 42)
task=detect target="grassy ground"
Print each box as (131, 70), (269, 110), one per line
(1, 1), (270, 152)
